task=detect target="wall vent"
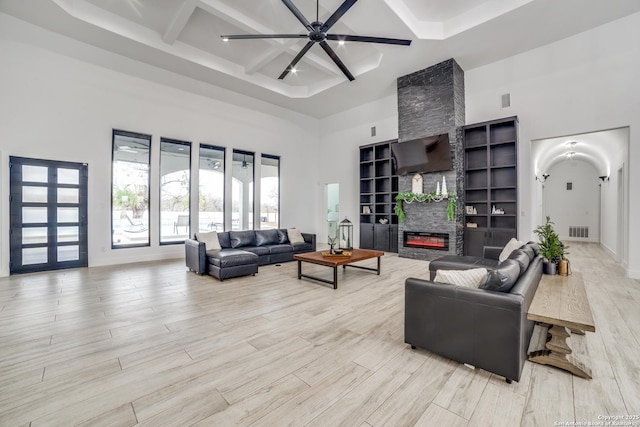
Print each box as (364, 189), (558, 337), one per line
(569, 226), (589, 238)
(501, 93), (511, 108)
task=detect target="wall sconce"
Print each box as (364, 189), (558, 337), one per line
(599, 175), (609, 182)
(535, 173), (550, 183)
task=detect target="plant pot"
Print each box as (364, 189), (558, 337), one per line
(543, 261), (557, 275)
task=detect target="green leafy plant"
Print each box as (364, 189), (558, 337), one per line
(394, 192), (457, 222)
(533, 216), (564, 262)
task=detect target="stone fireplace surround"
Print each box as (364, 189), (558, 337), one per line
(397, 59), (465, 261)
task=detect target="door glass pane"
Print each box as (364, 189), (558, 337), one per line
(22, 247), (47, 265)
(23, 165), (48, 183)
(58, 226), (79, 243)
(199, 145), (225, 232)
(232, 150), (254, 231)
(23, 227), (48, 244)
(58, 168), (79, 185)
(23, 207), (47, 223)
(260, 155), (279, 229)
(57, 188), (79, 204)
(160, 139), (191, 244)
(112, 132), (151, 247)
(58, 246), (79, 262)
(23, 186), (48, 203)
(58, 207), (78, 223)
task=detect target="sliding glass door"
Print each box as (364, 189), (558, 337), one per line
(9, 156), (88, 274)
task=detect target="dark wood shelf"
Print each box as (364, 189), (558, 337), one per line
(463, 116), (518, 256)
(360, 139), (399, 253)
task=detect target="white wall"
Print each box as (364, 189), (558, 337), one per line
(543, 161), (600, 243)
(464, 12), (640, 278)
(0, 16), (320, 277)
(318, 94), (399, 246)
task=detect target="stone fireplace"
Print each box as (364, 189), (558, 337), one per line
(397, 59), (465, 261)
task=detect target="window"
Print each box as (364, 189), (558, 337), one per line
(260, 154), (280, 229)
(160, 138), (191, 244)
(112, 130), (151, 248)
(199, 145), (225, 232)
(232, 150), (254, 230)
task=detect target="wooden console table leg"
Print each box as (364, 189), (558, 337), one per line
(529, 324), (593, 379)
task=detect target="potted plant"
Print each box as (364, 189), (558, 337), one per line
(534, 216), (564, 275)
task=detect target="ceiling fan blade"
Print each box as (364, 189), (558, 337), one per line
(319, 41), (354, 81)
(321, 0), (358, 33)
(281, 0), (313, 31)
(222, 34), (307, 40)
(326, 34), (412, 46)
(278, 41), (315, 80)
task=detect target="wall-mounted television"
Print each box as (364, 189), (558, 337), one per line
(391, 133), (453, 175)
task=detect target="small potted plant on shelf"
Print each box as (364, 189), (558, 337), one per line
(534, 216), (564, 275)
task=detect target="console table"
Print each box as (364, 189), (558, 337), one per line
(526, 272), (596, 378)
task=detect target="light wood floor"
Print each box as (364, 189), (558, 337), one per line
(0, 243), (638, 426)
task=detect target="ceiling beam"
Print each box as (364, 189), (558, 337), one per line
(162, 0), (199, 44)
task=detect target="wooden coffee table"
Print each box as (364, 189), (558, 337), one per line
(293, 249), (384, 289)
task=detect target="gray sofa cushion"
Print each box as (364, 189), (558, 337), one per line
(292, 242), (313, 253)
(520, 244), (535, 261)
(255, 229), (279, 246)
(217, 231), (231, 248)
(507, 249), (530, 275)
(482, 259), (521, 293)
(241, 246), (270, 257)
(276, 229), (289, 244)
(269, 244), (294, 254)
(206, 249), (258, 268)
(526, 241), (540, 256)
(230, 230), (255, 248)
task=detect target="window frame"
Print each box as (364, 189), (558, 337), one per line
(159, 137), (192, 245)
(111, 129), (152, 249)
(198, 144), (226, 233)
(260, 153), (280, 230)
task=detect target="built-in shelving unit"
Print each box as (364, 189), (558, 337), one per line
(463, 117), (518, 256)
(359, 140), (398, 252)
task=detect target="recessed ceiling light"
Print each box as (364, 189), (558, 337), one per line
(222, 37), (229, 42)
(338, 40), (345, 46)
(291, 68), (297, 74)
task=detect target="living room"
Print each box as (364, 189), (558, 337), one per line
(1, 1), (639, 425)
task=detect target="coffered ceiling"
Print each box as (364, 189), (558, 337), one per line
(1, 0), (639, 117)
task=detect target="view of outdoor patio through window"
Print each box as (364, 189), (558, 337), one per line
(160, 138), (191, 244)
(260, 154), (280, 229)
(232, 150), (254, 231)
(199, 145), (225, 232)
(111, 131), (151, 248)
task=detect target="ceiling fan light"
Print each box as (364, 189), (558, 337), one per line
(222, 37), (229, 42)
(291, 67), (297, 73)
(338, 40), (345, 45)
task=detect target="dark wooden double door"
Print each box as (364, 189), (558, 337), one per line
(9, 156), (88, 274)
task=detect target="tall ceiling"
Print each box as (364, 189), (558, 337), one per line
(1, 0), (639, 118)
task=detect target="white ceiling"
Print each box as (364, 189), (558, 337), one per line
(1, 0), (639, 118)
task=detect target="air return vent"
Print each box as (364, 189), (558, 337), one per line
(501, 93), (511, 108)
(569, 226), (589, 238)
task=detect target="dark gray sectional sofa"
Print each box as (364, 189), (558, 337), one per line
(404, 241), (543, 383)
(185, 229), (316, 281)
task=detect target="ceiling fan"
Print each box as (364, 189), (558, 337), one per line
(220, 0), (412, 81)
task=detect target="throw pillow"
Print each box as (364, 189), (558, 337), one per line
(499, 237), (523, 263)
(287, 228), (305, 244)
(481, 259), (520, 293)
(434, 268), (488, 288)
(195, 231), (221, 250)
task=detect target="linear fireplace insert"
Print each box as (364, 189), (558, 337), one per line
(403, 231), (449, 251)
